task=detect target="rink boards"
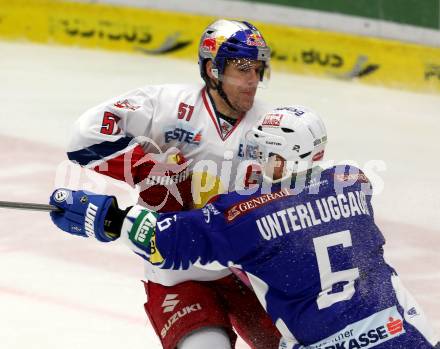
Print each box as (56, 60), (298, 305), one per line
(0, 0), (440, 94)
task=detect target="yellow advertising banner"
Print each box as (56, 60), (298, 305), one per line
(1, 0), (439, 93)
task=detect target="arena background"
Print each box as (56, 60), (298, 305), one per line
(0, 1), (439, 348)
(1, 0), (440, 93)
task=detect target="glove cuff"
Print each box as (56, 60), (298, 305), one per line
(119, 205), (158, 260)
(83, 194), (115, 242)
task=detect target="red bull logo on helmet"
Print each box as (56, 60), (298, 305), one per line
(201, 38), (216, 53)
(246, 32), (266, 47)
(201, 35), (227, 56)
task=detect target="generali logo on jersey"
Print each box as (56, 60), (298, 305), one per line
(261, 113), (283, 127)
(226, 188), (293, 222)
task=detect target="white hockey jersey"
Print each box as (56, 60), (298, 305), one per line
(68, 83), (272, 285)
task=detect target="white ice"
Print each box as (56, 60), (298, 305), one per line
(0, 41), (439, 348)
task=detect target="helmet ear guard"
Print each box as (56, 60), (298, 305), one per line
(211, 67), (219, 79)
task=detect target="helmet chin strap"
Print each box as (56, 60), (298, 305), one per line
(208, 78), (238, 114)
(204, 60), (239, 115)
(218, 82), (239, 113)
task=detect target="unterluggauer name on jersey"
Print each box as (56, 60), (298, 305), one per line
(257, 191), (370, 241)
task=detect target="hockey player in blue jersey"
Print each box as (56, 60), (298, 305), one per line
(49, 106), (439, 349)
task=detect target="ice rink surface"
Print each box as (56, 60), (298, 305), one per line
(0, 41), (439, 348)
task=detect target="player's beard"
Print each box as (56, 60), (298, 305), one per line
(208, 76), (258, 116)
(237, 87), (257, 112)
(218, 81), (256, 115)
(217, 74), (258, 115)
(227, 87), (257, 114)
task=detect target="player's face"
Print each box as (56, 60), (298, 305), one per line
(221, 59), (264, 114)
(265, 153), (286, 181)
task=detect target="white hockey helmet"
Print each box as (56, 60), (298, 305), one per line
(245, 106), (327, 182)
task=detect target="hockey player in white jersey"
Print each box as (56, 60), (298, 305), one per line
(66, 19), (281, 349)
(51, 106), (440, 349)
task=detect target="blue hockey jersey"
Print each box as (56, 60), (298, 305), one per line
(124, 165), (438, 348)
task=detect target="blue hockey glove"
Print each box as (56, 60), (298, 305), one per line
(49, 188), (117, 242)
